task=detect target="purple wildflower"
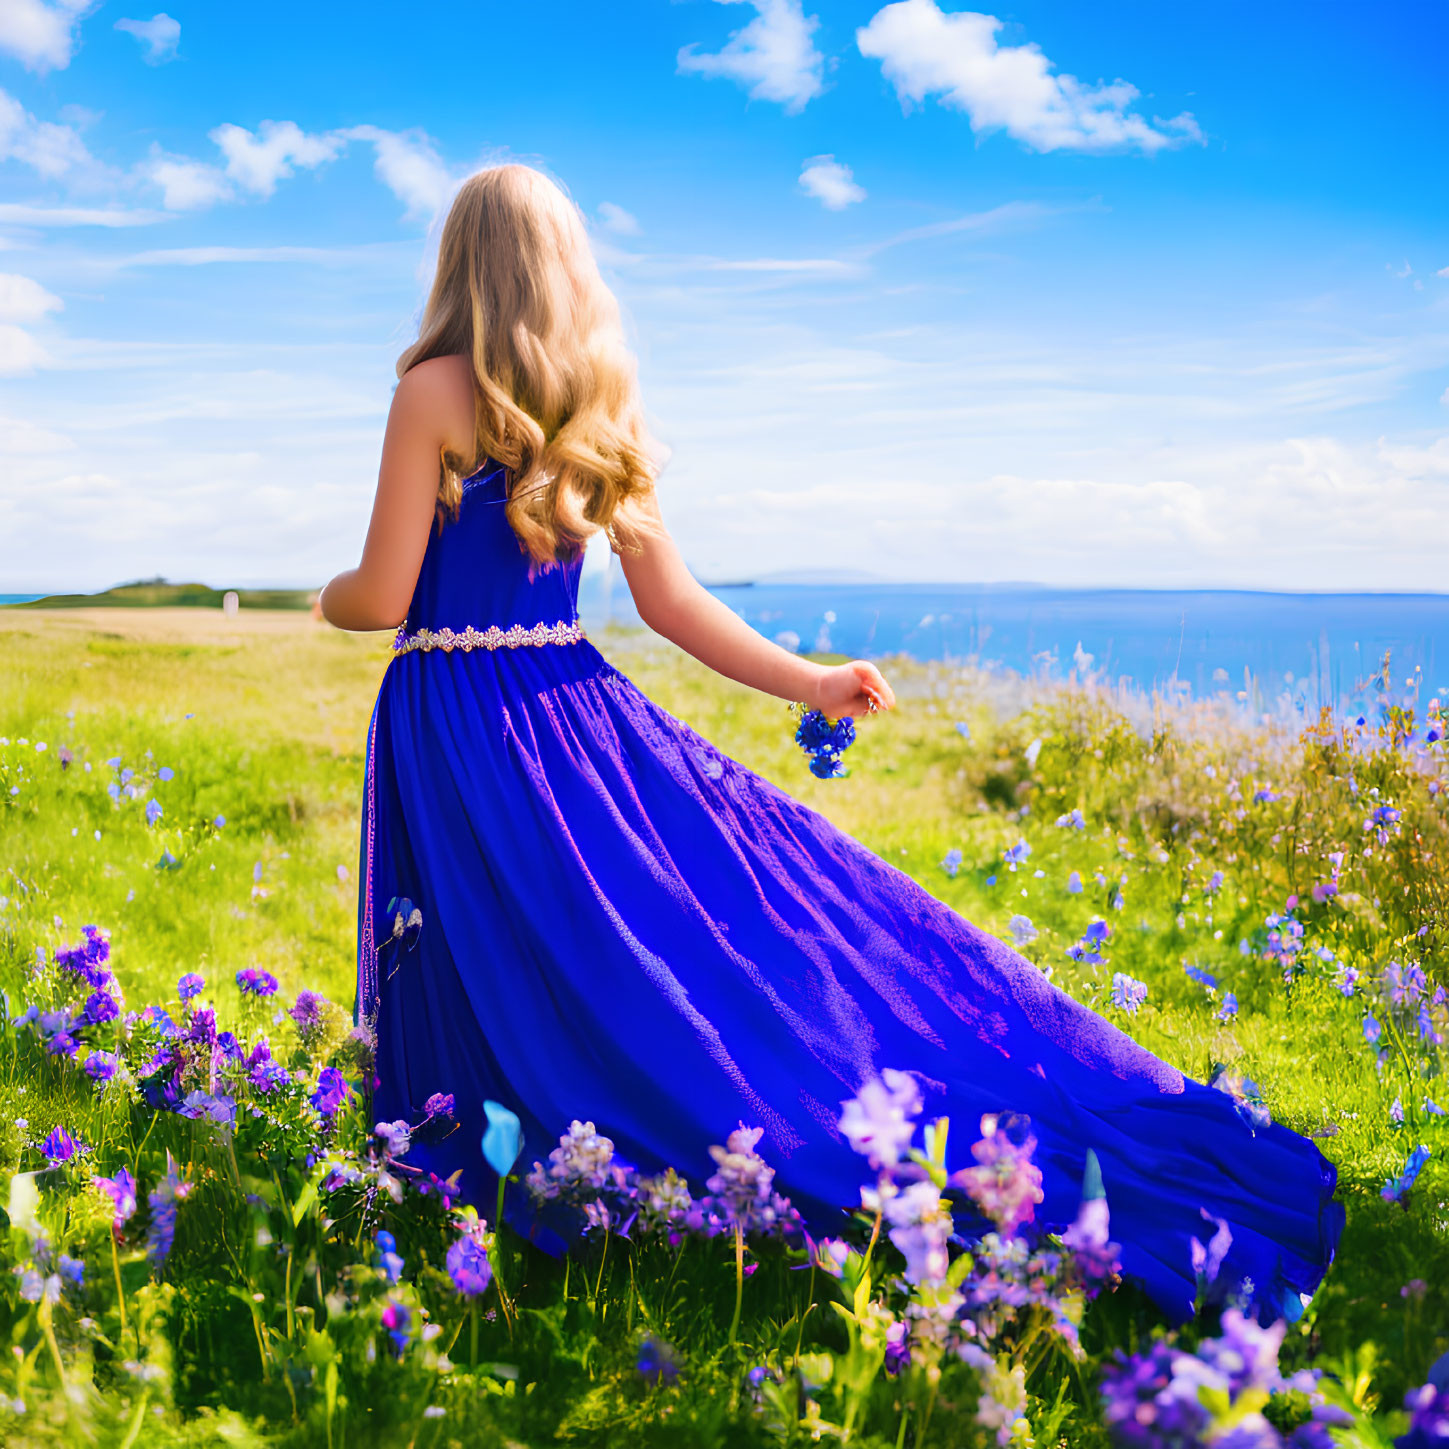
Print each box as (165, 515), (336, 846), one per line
(55, 925), (113, 988)
(942, 847), (963, 878)
(445, 1228), (493, 1297)
(177, 972), (205, 1002)
(884, 1321), (911, 1376)
(1215, 993), (1239, 1022)
(145, 799), (163, 827)
(1110, 973), (1148, 1014)
(950, 1113), (1044, 1238)
(374, 1120), (412, 1161)
(1399, 1384), (1449, 1448)
(236, 967), (279, 997)
(706, 1124), (777, 1228)
(1008, 914), (1037, 947)
(40, 1126), (84, 1165)
(526, 1120), (623, 1204)
(245, 1038), (290, 1095)
(288, 989), (328, 1039)
(380, 1297), (410, 1355)
(83, 988), (120, 1026)
(1003, 839), (1032, 870)
(839, 1069), (922, 1170)
(84, 1050), (120, 1086)
(179, 1091), (237, 1127)
(310, 1066), (351, 1118)
(423, 1092), (456, 1120)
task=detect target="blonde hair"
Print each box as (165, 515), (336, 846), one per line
(397, 164), (657, 563)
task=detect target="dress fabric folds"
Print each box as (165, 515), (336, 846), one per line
(358, 460), (1342, 1322)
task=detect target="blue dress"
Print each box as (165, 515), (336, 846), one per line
(357, 460), (1342, 1322)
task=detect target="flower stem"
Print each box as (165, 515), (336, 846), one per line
(728, 1223), (744, 1347)
(111, 1232), (129, 1340)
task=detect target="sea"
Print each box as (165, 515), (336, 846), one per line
(578, 577), (1449, 709)
(8, 586), (1447, 708)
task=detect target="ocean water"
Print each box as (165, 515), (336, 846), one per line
(579, 577), (1449, 707)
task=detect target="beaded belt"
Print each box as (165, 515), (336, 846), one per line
(391, 619), (586, 655)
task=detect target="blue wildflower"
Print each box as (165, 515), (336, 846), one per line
(1003, 840), (1032, 870)
(1364, 1014), (1382, 1047)
(1184, 964), (1217, 991)
(637, 1335), (680, 1385)
(1215, 993), (1239, 1022)
(177, 972), (205, 1002)
(158, 766), (174, 782)
(483, 1099), (525, 1176)
(1067, 870), (1082, 894)
(942, 848), (963, 878)
(1054, 808), (1086, 829)
(1382, 1145), (1431, 1205)
(376, 1230), (404, 1284)
(145, 799), (163, 827)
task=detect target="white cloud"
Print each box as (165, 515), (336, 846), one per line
(0, 88), (94, 177)
(143, 149), (233, 210)
(799, 155), (865, 209)
(114, 13), (180, 64)
(0, 0), (89, 72)
(856, 0), (1203, 154)
(340, 125), (456, 218)
(0, 273), (62, 323)
(0, 202), (166, 226)
(0, 323), (49, 375)
(678, 0), (825, 114)
(597, 201), (640, 235)
(210, 120), (342, 197)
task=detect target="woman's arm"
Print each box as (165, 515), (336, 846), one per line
(619, 494), (896, 719)
(319, 358), (474, 632)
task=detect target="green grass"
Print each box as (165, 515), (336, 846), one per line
(0, 612), (1444, 1446)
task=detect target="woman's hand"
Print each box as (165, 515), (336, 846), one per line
(810, 660), (896, 719)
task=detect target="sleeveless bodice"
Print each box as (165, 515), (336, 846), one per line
(400, 462), (582, 634)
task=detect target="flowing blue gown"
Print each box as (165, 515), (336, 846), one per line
(357, 460), (1342, 1323)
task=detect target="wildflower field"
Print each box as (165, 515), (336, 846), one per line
(0, 608), (1446, 1448)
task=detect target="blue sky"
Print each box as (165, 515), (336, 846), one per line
(1, 0), (1445, 592)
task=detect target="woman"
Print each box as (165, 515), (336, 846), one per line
(320, 164), (1341, 1321)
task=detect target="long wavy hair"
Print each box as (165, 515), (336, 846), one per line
(397, 165), (657, 563)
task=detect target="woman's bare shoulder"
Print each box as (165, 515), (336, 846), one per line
(394, 353), (475, 454)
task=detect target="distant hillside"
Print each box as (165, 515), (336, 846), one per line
(9, 578), (314, 611)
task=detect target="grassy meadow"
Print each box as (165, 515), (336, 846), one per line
(0, 607), (1444, 1447)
